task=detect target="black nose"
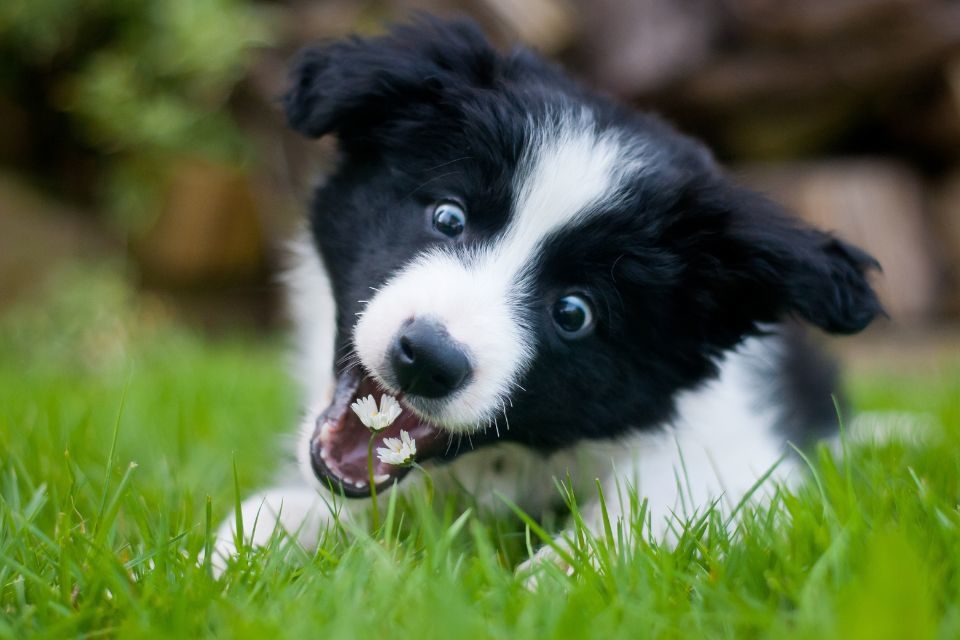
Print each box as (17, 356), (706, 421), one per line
(389, 318), (472, 398)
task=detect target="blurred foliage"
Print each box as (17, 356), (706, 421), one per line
(0, 0), (273, 230)
(0, 261), (169, 373)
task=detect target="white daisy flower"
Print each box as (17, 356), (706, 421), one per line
(350, 393), (403, 432)
(376, 430), (417, 466)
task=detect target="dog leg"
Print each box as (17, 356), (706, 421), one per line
(208, 485), (354, 575)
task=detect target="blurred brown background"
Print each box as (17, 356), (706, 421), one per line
(2, 0), (960, 364)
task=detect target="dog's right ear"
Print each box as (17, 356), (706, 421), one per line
(284, 16), (499, 141)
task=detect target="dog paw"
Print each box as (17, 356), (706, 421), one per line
(198, 533), (236, 579)
(200, 488), (340, 577)
(200, 495), (284, 578)
(200, 515), (266, 578)
(516, 544), (576, 589)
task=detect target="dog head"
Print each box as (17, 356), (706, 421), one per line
(288, 17), (882, 496)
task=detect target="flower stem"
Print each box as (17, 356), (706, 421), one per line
(367, 434), (380, 531)
(412, 462), (434, 506)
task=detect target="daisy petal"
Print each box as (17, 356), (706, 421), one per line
(351, 393), (403, 432)
(376, 429), (417, 466)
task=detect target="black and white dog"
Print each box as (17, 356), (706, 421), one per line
(214, 17), (882, 569)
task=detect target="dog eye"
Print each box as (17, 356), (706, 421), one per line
(552, 294), (594, 338)
(431, 201), (466, 238)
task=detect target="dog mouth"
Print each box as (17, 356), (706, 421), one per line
(309, 368), (446, 498)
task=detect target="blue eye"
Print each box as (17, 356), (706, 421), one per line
(432, 201), (466, 237)
(552, 294), (594, 338)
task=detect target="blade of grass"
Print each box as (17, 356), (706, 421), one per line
(92, 381), (128, 541)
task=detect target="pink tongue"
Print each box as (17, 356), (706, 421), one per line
(332, 435), (374, 481)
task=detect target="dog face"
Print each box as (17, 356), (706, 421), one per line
(288, 18), (882, 496)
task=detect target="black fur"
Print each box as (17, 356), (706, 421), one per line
(287, 17), (882, 460)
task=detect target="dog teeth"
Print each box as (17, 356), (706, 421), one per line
(319, 420), (336, 444)
(374, 474), (390, 484)
(353, 480), (367, 489)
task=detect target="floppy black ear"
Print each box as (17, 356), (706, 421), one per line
(284, 16), (499, 140)
(694, 185), (884, 335)
(778, 232), (883, 334)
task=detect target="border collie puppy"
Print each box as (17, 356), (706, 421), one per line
(214, 17), (881, 571)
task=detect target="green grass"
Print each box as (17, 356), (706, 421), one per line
(2, 271), (960, 638)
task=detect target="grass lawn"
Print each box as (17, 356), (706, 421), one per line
(2, 272), (959, 639)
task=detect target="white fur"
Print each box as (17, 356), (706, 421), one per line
(574, 337), (799, 539)
(354, 248), (528, 430)
(212, 117), (795, 576)
(499, 111), (643, 277)
(355, 112), (646, 430)
(285, 236), (337, 412)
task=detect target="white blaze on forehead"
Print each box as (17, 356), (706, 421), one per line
(354, 112), (643, 431)
(496, 113), (638, 275)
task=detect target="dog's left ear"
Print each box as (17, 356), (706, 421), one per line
(284, 16), (498, 142)
(690, 184), (884, 335)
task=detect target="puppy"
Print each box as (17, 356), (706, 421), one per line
(213, 17), (882, 571)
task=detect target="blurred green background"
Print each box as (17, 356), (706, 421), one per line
(2, 0), (960, 364)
